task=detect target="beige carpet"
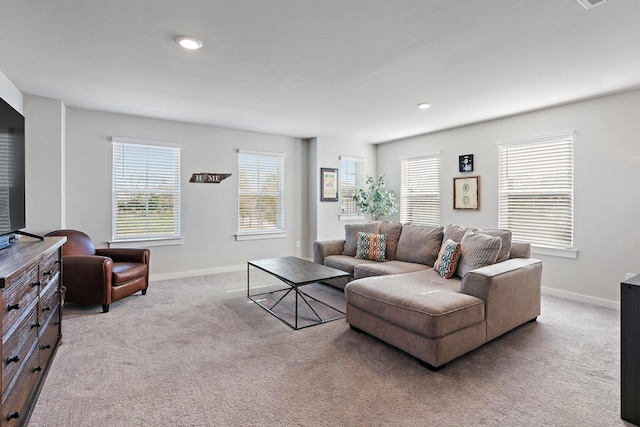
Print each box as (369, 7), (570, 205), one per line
(28, 270), (625, 426)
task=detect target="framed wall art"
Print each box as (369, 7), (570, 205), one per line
(453, 176), (480, 210)
(459, 154), (474, 172)
(320, 168), (339, 202)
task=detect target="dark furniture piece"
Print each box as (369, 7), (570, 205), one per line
(622, 275), (640, 425)
(247, 256), (348, 330)
(0, 236), (65, 427)
(45, 230), (150, 313)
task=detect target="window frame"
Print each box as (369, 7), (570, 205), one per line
(111, 137), (182, 245)
(400, 153), (441, 226)
(497, 130), (575, 256)
(236, 149), (287, 240)
(339, 156), (365, 220)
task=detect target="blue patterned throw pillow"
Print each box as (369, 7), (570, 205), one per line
(434, 239), (462, 279)
(355, 232), (386, 262)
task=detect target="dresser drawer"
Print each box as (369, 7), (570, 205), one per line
(1, 303), (38, 396)
(39, 280), (60, 327)
(39, 305), (60, 368)
(2, 266), (39, 335)
(1, 343), (41, 427)
(39, 250), (60, 289)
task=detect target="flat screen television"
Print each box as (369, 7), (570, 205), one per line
(0, 96), (26, 247)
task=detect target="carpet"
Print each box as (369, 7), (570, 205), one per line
(28, 270), (625, 426)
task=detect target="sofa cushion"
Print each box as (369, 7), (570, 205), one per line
(475, 229), (512, 263)
(343, 223), (381, 256)
(456, 230), (502, 278)
(354, 260), (430, 279)
(345, 274), (485, 339)
(324, 255), (379, 278)
(395, 224), (444, 266)
(355, 232), (386, 262)
(443, 224), (468, 243)
(379, 221), (403, 260)
(434, 239), (462, 279)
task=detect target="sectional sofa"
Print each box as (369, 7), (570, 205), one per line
(313, 222), (543, 369)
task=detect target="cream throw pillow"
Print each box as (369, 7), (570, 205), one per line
(456, 230), (502, 278)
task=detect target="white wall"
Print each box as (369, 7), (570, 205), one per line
(377, 89), (640, 308)
(0, 71), (22, 114)
(309, 137), (377, 242)
(64, 108), (308, 279)
(24, 95), (65, 234)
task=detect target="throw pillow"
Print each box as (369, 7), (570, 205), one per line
(395, 224), (444, 266)
(379, 221), (403, 260)
(456, 230), (502, 278)
(355, 232), (386, 262)
(434, 239), (462, 279)
(474, 228), (512, 263)
(342, 223), (381, 256)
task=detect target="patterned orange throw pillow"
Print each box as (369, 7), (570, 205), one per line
(434, 239), (462, 278)
(355, 232), (386, 262)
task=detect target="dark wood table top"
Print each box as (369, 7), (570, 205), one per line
(248, 256), (348, 286)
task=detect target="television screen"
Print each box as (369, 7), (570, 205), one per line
(0, 96), (25, 238)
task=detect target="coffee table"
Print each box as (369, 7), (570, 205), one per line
(247, 256), (349, 330)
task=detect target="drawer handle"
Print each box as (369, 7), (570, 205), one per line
(42, 344), (51, 350)
(32, 366), (42, 372)
(7, 411), (19, 420)
(31, 322), (41, 329)
(6, 356), (19, 364)
(55, 321), (61, 326)
(43, 270), (52, 276)
(7, 303), (20, 311)
(43, 306), (52, 312)
(32, 281), (41, 287)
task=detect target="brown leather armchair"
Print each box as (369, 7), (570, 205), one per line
(45, 229), (150, 313)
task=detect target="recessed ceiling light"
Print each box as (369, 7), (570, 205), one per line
(176, 36), (203, 50)
(417, 102), (432, 109)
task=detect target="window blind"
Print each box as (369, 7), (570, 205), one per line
(238, 149), (285, 233)
(339, 156), (365, 215)
(498, 131), (574, 249)
(112, 139), (181, 241)
(400, 154), (440, 225)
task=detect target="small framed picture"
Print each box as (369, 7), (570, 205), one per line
(320, 168), (338, 202)
(459, 154), (474, 172)
(453, 176), (480, 210)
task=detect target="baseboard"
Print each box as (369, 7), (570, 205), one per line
(542, 286), (620, 310)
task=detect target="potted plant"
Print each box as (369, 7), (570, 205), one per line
(354, 175), (398, 220)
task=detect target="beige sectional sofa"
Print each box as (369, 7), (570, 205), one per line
(313, 222), (542, 370)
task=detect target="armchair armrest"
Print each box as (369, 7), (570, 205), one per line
(96, 248), (150, 264)
(313, 239), (346, 265)
(62, 255), (113, 302)
(460, 258), (542, 341)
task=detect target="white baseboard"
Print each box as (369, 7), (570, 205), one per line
(542, 286), (619, 310)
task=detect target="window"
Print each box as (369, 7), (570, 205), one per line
(498, 130), (574, 250)
(237, 149), (286, 237)
(112, 138), (181, 242)
(339, 156), (365, 216)
(400, 154), (441, 225)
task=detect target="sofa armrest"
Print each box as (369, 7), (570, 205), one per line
(460, 258), (542, 341)
(313, 239), (346, 265)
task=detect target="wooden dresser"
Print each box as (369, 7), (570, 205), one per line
(0, 236), (65, 427)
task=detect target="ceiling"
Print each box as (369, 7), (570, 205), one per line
(1, 0), (639, 144)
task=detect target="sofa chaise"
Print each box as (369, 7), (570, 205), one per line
(313, 222), (542, 369)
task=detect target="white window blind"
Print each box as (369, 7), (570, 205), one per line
(238, 149), (285, 234)
(400, 154), (440, 225)
(112, 139), (181, 241)
(498, 131), (574, 249)
(339, 156), (365, 215)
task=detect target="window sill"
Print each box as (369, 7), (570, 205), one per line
(236, 231), (287, 241)
(340, 214), (366, 221)
(108, 237), (184, 248)
(531, 245), (578, 259)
